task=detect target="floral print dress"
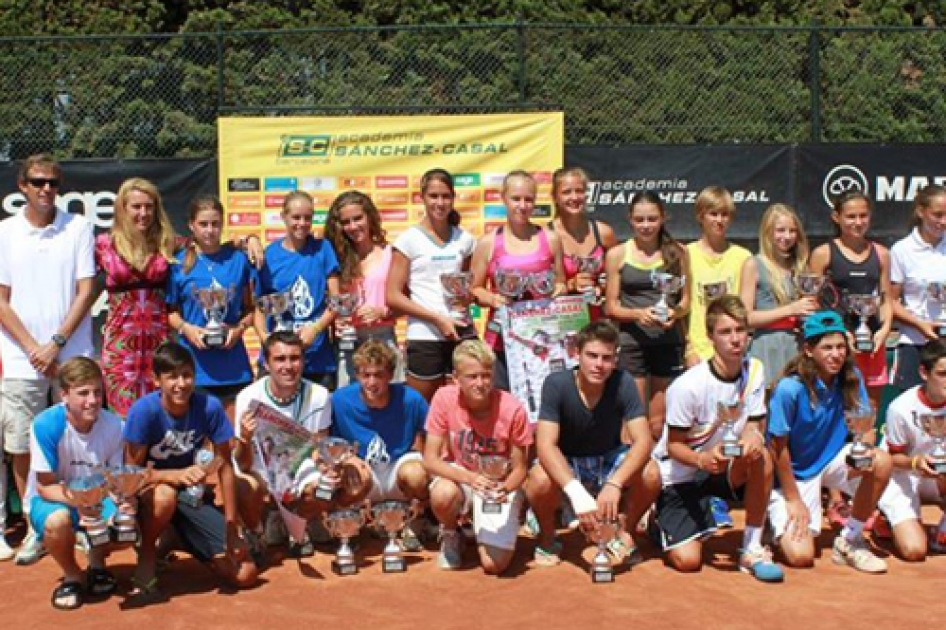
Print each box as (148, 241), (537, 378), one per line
(95, 234), (173, 416)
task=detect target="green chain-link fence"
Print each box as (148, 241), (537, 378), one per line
(1, 23), (944, 158)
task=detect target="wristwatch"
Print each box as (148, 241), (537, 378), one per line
(51, 333), (67, 348)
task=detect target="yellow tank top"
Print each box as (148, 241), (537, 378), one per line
(686, 241), (751, 360)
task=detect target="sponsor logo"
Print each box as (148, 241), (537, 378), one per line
(264, 211), (283, 225)
(456, 190), (481, 203)
(380, 209), (409, 222)
(454, 174), (481, 187)
(265, 229), (286, 241)
(313, 211), (328, 225)
(228, 178), (261, 192)
(227, 196), (261, 209)
(376, 175), (408, 189)
(264, 177), (297, 192)
(484, 205), (507, 220)
(532, 172), (552, 185)
(587, 179), (768, 207)
(227, 212), (261, 227)
(411, 192), (423, 205)
(484, 189), (502, 203)
(2, 191), (115, 229)
(822, 164), (869, 207)
(279, 135), (332, 158)
(484, 173), (506, 187)
(376, 192), (409, 205)
(533, 204), (552, 219)
(299, 176), (337, 191)
(264, 194), (286, 208)
(456, 206), (481, 219)
(339, 176), (371, 189)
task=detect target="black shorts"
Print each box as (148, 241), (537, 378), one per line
(172, 491), (227, 563)
(654, 469), (743, 551)
(406, 340), (460, 380)
(199, 382), (250, 402)
(619, 342), (685, 379)
(892, 344), (922, 391)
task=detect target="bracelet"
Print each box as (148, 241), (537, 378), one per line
(177, 321), (188, 334)
(603, 480), (623, 492)
(911, 455), (921, 472)
(695, 454), (704, 471)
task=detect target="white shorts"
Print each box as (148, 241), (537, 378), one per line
(878, 470), (943, 527)
(768, 445), (862, 538)
(430, 468), (524, 551)
(368, 452), (423, 503)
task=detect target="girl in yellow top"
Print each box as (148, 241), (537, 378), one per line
(685, 186), (751, 365)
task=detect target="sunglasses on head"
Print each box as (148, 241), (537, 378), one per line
(26, 177), (60, 189)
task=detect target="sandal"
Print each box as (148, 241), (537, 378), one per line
(127, 575), (161, 600)
(52, 581), (84, 611)
(606, 534), (643, 567)
(87, 567), (117, 596)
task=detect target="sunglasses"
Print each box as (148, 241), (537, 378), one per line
(26, 177), (60, 189)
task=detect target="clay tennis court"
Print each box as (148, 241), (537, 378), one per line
(2, 506), (943, 630)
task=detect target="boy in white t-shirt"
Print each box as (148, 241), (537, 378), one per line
(878, 338), (946, 560)
(27, 358), (123, 610)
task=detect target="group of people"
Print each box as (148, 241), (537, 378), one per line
(1, 153), (945, 610)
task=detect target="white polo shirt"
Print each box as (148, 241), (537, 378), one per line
(0, 208), (95, 378)
(881, 385), (940, 457)
(890, 228), (946, 346)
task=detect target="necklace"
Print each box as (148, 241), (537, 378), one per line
(264, 378), (305, 423)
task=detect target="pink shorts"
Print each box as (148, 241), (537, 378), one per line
(854, 346), (888, 388)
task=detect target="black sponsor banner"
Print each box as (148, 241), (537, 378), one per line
(796, 144), (942, 246)
(0, 159), (217, 233)
(565, 145), (793, 243)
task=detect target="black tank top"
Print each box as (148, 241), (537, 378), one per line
(826, 239), (881, 331)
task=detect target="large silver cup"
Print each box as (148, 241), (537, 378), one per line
(528, 270), (557, 299)
(370, 500), (419, 573)
(323, 508), (366, 575)
(494, 268), (529, 301)
(64, 472), (110, 548)
(571, 255), (603, 304)
(795, 273), (826, 299)
(925, 281), (946, 337)
(848, 294), (881, 353)
(315, 437), (358, 501)
(180, 448), (215, 508)
(589, 519), (619, 584)
(477, 454), (512, 514)
(918, 412), (946, 475)
(717, 399), (744, 458)
(327, 293), (362, 351)
(844, 405), (876, 470)
(702, 280), (728, 304)
(104, 465), (147, 543)
(257, 291), (293, 332)
(193, 284), (233, 348)
(651, 272), (686, 324)
(440, 272), (473, 325)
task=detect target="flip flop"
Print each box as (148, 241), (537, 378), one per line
(51, 580), (84, 611)
(87, 567), (117, 596)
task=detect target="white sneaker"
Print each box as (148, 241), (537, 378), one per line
(15, 530), (47, 566)
(0, 533), (14, 561)
(832, 534), (887, 574)
(437, 528), (464, 570)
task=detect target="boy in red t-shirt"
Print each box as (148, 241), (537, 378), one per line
(423, 339), (533, 574)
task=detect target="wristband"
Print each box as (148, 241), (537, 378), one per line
(177, 321), (188, 334)
(912, 455), (921, 472)
(563, 479), (598, 515)
(603, 480), (623, 492)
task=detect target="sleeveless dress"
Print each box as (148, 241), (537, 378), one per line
(747, 256), (799, 387)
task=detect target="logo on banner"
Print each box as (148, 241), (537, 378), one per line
(822, 164), (869, 208)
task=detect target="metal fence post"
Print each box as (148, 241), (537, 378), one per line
(808, 24), (822, 142)
(517, 18), (527, 104)
(216, 22), (225, 112)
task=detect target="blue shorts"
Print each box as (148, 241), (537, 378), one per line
(29, 495), (117, 542)
(567, 445), (629, 495)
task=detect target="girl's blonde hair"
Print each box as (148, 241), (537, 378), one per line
(757, 203), (809, 305)
(112, 178), (178, 271)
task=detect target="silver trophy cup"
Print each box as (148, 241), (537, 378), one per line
(323, 508), (366, 575)
(193, 285), (232, 348)
(478, 454), (512, 514)
(528, 270), (557, 299)
(315, 437), (358, 501)
(440, 272), (474, 325)
(925, 281), (946, 337)
(180, 448), (216, 508)
(257, 291), (293, 332)
(104, 465), (148, 543)
(702, 280), (728, 304)
(370, 500), (419, 573)
(64, 472), (111, 548)
(717, 399), (744, 458)
(571, 255), (603, 304)
(844, 405), (876, 470)
(918, 413), (946, 475)
(795, 273), (826, 298)
(327, 292), (362, 351)
(848, 294), (881, 353)
(589, 519), (620, 584)
(494, 268), (529, 301)
(651, 272), (686, 324)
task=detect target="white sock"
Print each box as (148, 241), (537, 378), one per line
(842, 517), (865, 541)
(742, 526), (763, 551)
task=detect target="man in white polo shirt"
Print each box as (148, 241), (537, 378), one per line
(0, 154), (96, 565)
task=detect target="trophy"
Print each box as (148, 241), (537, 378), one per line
(315, 437), (358, 501)
(918, 412), (946, 475)
(370, 500), (420, 573)
(652, 272), (686, 324)
(493, 268), (529, 302)
(257, 291), (293, 331)
(795, 273), (826, 299)
(848, 294), (881, 353)
(702, 280), (728, 304)
(440, 271), (473, 325)
(844, 405), (876, 470)
(572, 255), (603, 304)
(323, 508), (366, 575)
(327, 293), (362, 351)
(589, 519), (620, 584)
(925, 281), (946, 337)
(717, 399), (744, 458)
(64, 472), (111, 548)
(477, 454), (512, 514)
(528, 270), (557, 299)
(104, 464), (148, 543)
(193, 284), (232, 348)
(180, 448), (216, 508)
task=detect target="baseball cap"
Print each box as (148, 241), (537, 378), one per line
(802, 310), (848, 340)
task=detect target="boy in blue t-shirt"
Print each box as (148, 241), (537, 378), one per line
(767, 310), (892, 573)
(124, 342), (257, 598)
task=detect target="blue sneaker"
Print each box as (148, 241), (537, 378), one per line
(739, 547), (784, 583)
(710, 496), (733, 529)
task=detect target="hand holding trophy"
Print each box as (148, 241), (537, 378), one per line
(477, 454), (512, 514)
(844, 404), (876, 470)
(104, 464), (149, 543)
(64, 471), (111, 548)
(918, 412), (946, 475)
(314, 437), (358, 501)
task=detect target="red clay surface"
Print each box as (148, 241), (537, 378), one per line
(2, 507), (945, 630)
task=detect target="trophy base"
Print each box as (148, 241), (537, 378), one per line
(854, 340), (874, 353)
(382, 555), (406, 573)
(314, 487), (335, 502)
(932, 460), (946, 475)
(339, 340), (356, 352)
(332, 559), (358, 576)
(591, 567), (614, 584)
(722, 444), (743, 459)
(846, 454), (873, 471)
(80, 530), (112, 549)
(481, 501), (503, 515)
(938, 325), (946, 338)
(112, 527), (139, 544)
(203, 331), (226, 349)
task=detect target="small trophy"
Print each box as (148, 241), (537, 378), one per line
(477, 454), (512, 514)
(795, 273), (826, 299)
(847, 294), (881, 353)
(844, 405), (876, 470)
(193, 284), (233, 348)
(494, 268), (529, 302)
(702, 280), (728, 304)
(104, 464), (148, 543)
(528, 270), (557, 299)
(315, 437), (358, 501)
(370, 500), (419, 573)
(589, 519), (620, 584)
(571, 255), (603, 304)
(651, 272), (686, 324)
(925, 281), (946, 337)
(327, 293), (362, 351)
(180, 448), (216, 508)
(64, 472), (111, 548)
(918, 412), (946, 475)
(257, 291), (293, 332)
(440, 272), (473, 325)
(717, 399), (744, 458)
(323, 508), (366, 575)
